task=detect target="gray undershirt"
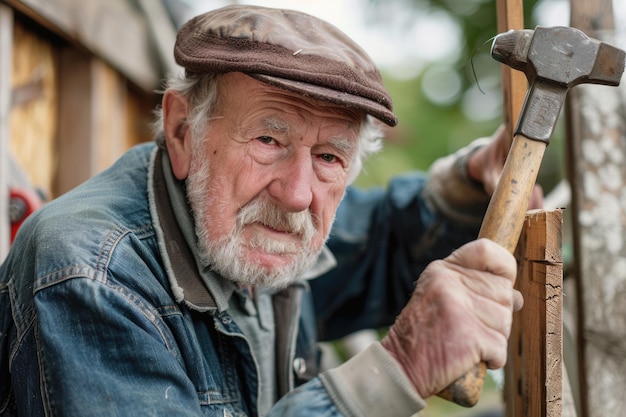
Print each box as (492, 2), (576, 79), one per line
(229, 287), (278, 416)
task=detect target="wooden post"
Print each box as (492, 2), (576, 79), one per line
(0, 5), (13, 261)
(505, 209), (564, 417)
(55, 48), (128, 195)
(496, 0), (526, 149)
(566, 1), (626, 416)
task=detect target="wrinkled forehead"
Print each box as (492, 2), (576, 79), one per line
(215, 72), (366, 125)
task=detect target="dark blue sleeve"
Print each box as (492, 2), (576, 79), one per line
(311, 172), (481, 341)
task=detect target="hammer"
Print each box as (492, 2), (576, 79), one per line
(437, 26), (625, 407)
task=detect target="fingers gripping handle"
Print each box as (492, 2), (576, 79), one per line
(436, 135), (547, 407)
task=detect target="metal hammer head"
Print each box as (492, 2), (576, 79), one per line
(491, 26), (625, 142)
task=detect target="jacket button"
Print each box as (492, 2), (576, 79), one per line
(221, 316), (232, 324)
(293, 357), (307, 375)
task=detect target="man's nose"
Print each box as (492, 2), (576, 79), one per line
(267, 153), (314, 212)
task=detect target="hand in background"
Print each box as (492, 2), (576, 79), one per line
(467, 125), (544, 210)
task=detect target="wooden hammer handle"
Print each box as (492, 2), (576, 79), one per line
(477, 134), (547, 252)
(436, 134), (547, 407)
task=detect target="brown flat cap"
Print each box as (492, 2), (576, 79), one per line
(174, 5), (397, 126)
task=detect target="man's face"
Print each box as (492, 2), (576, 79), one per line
(185, 73), (362, 288)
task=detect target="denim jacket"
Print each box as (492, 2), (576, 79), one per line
(0, 141), (489, 417)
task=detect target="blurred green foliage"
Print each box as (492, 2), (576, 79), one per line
(353, 0), (565, 191)
(367, 0), (539, 86)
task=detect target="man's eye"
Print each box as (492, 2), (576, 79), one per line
(320, 153), (338, 163)
(257, 136), (275, 145)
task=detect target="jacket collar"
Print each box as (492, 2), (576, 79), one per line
(149, 147), (224, 312)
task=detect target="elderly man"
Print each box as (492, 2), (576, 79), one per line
(0, 5), (528, 417)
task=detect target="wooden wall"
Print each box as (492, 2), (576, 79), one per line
(10, 18), (57, 197)
(10, 14), (159, 199)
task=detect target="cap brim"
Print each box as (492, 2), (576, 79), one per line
(250, 74), (398, 127)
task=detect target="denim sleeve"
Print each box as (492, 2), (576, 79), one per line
(269, 379), (343, 417)
(21, 276), (204, 417)
(312, 141), (490, 341)
(0, 277), (13, 415)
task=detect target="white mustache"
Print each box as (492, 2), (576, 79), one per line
(238, 198), (316, 243)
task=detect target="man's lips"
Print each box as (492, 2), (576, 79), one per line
(248, 222), (300, 239)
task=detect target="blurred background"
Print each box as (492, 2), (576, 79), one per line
(172, 0), (573, 193)
(5, 0), (626, 415)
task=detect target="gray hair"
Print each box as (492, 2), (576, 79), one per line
(154, 72), (384, 183)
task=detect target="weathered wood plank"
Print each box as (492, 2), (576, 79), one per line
(566, 81), (626, 417)
(505, 209), (564, 417)
(567, 1), (626, 416)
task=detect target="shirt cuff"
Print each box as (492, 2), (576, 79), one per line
(423, 138), (491, 226)
(319, 342), (425, 417)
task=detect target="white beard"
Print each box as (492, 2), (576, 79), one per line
(185, 141), (324, 289)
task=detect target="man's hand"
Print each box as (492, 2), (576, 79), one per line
(467, 125), (544, 209)
(380, 238), (521, 398)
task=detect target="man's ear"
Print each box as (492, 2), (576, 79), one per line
(163, 90), (192, 180)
